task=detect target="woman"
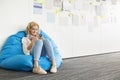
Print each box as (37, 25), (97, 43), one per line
(22, 21), (57, 74)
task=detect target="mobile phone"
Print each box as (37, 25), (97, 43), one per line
(39, 34), (42, 37)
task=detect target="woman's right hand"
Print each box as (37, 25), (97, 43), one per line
(31, 37), (38, 43)
(27, 36), (38, 50)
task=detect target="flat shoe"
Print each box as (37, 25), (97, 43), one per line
(50, 65), (57, 73)
(33, 67), (47, 74)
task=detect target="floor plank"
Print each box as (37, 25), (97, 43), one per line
(1, 52), (120, 80)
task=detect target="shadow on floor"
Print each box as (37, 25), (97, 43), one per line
(1, 52), (120, 80)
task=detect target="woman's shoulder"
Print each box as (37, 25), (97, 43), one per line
(22, 36), (28, 40)
(22, 37), (31, 43)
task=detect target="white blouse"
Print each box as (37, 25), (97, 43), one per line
(22, 37), (31, 55)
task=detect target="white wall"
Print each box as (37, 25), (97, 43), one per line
(0, 0), (120, 58)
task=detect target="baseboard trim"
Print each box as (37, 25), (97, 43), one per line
(62, 51), (120, 60)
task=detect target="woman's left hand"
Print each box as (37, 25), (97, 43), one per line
(37, 34), (43, 40)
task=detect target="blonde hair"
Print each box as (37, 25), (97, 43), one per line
(26, 21), (40, 35)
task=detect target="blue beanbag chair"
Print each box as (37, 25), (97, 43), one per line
(0, 30), (62, 71)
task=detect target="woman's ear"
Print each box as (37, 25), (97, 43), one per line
(26, 26), (30, 35)
(27, 31), (29, 35)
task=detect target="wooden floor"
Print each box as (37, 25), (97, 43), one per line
(1, 52), (120, 80)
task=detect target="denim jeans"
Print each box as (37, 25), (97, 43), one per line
(30, 39), (54, 61)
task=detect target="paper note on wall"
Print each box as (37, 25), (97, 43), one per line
(46, 12), (56, 23)
(54, 0), (62, 8)
(72, 14), (79, 26)
(33, 2), (43, 14)
(63, 0), (73, 11)
(58, 16), (69, 25)
(95, 5), (102, 16)
(87, 16), (95, 32)
(111, 0), (117, 5)
(79, 15), (86, 26)
(44, 0), (53, 9)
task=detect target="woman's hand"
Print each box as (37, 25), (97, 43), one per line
(36, 34), (44, 40)
(31, 36), (38, 43)
(27, 36), (38, 50)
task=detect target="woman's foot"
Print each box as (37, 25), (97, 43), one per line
(33, 67), (47, 74)
(50, 65), (57, 73)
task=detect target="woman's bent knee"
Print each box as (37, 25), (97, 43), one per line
(43, 39), (50, 44)
(35, 39), (43, 46)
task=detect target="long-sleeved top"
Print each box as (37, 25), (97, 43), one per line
(22, 37), (31, 55)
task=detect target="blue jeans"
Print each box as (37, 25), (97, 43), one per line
(30, 39), (54, 61)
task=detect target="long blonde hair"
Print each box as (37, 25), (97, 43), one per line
(26, 21), (40, 35)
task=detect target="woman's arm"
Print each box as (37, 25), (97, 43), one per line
(22, 37), (31, 55)
(27, 36), (38, 50)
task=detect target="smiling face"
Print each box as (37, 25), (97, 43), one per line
(29, 25), (39, 36)
(26, 21), (40, 36)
